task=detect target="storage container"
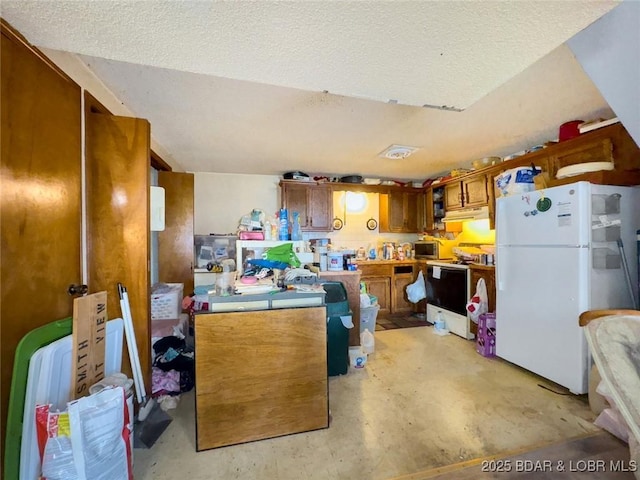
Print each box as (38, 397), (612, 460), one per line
(476, 313), (496, 357)
(151, 283), (184, 320)
(359, 305), (380, 335)
(327, 252), (343, 271)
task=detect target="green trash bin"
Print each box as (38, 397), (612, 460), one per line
(322, 281), (352, 376)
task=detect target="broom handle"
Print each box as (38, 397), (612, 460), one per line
(118, 284), (145, 404)
(123, 287), (147, 401)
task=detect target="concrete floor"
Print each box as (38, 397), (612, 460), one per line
(133, 327), (600, 480)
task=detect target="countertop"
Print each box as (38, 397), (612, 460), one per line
(468, 263), (496, 270)
(354, 259), (418, 265)
(318, 270), (362, 276)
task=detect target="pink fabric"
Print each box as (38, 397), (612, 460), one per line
(151, 367), (180, 394)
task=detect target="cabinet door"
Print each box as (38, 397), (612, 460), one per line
(404, 191), (421, 232)
(444, 182), (463, 210)
(363, 277), (391, 316)
(1, 24), (82, 447)
(307, 185), (332, 231)
(464, 176), (488, 207)
(392, 274), (415, 313)
(470, 268), (496, 312)
(158, 171), (195, 296)
(282, 183), (309, 228)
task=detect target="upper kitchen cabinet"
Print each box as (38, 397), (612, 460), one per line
(379, 189), (425, 233)
(444, 176), (489, 210)
(280, 181), (333, 231)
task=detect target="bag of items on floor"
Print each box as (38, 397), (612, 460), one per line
(36, 386), (132, 480)
(152, 336), (195, 410)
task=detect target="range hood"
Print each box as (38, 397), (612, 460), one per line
(442, 206), (490, 223)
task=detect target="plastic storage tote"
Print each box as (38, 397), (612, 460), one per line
(322, 281), (352, 376)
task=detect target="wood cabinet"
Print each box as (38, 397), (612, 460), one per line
(392, 265), (416, 313)
(444, 176), (489, 210)
(281, 181), (332, 231)
(194, 307), (328, 450)
(358, 264), (392, 316)
(379, 190), (424, 233)
(363, 276), (391, 316)
(425, 186), (445, 233)
(469, 265), (496, 313)
(359, 262), (419, 315)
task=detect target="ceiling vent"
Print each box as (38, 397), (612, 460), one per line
(378, 145), (419, 160)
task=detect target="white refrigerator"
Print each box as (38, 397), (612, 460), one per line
(495, 181), (640, 394)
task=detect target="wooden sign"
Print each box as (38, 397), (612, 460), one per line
(71, 291), (107, 399)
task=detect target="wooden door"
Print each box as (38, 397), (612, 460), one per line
(85, 108), (152, 393)
(444, 182), (463, 210)
(307, 185), (332, 231)
(363, 277), (391, 316)
(282, 183), (309, 228)
(1, 22), (82, 450)
(158, 171), (194, 296)
(464, 176), (488, 207)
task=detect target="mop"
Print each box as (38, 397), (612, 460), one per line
(118, 283), (172, 448)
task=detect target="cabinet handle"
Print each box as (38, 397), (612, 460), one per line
(309, 216), (312, 226)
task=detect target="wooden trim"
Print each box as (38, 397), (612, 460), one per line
(579, 309), (640, 327)
(1, 18), (78, 86)
(84, 90), (111, 115)
(151, 150), (173, 171)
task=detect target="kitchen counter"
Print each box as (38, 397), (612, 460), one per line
(207, 289), (325, 312)
(355, 259), (417, 265)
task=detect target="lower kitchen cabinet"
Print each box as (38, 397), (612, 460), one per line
(362, 276), (391, 316)
(358, 262), (419, 315)
(469, 264), (496, 336)
(392, 265), (416, 313)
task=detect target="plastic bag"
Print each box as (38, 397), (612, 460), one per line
(264, 243), (301, 267)
(406, 270), (426, 303)
(494, 166), (541, 197)
(466, 278), (488, 323)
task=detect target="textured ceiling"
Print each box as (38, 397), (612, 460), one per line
(1, 1), (620, 180)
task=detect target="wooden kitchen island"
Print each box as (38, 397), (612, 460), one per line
(194, 302), (328, 451)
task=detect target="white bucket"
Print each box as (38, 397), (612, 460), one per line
(327, 252), (343, 271)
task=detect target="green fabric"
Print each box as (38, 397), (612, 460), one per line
(265, 242), (301, 267)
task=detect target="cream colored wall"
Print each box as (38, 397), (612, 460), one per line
(194, 172), (281, 234)
(304, 191), (418, 252)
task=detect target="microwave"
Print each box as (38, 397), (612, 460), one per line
(414, 241), (450, 260)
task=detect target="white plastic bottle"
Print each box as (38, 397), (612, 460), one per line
(435, 311), (446, 331)
(361, 328), (375, 354)
(264, 219), (272, 240)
